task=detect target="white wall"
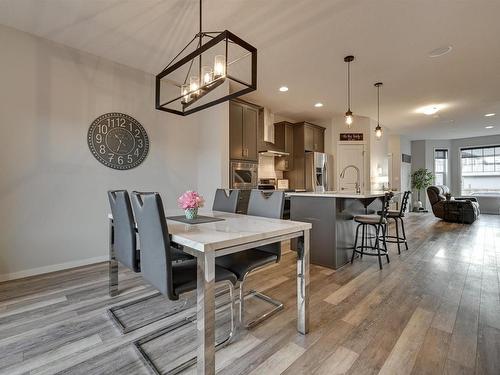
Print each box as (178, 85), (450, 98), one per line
(0, 25), (228, 280)
(388, 135), (401, 190)
(195, 98), (230, 208)
(369, 118), (389, 190)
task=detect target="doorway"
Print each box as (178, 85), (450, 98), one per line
(337, 143), (365, 192)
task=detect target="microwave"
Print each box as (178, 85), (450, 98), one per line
(230, 161), (258, 190)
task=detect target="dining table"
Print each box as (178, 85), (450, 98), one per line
(107, 209), (312, 375)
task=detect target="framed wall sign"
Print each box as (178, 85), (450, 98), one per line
(87, 113), (149, 170)
(340, 133), (364, 141)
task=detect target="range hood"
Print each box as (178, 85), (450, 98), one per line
(259, 150), (290, 157)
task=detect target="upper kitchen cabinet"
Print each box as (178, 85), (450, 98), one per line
(301, 122), (325, 152)
(274, 121), (294, 171)
(230, 100), (259, 161)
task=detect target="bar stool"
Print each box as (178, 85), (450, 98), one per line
(351, 192), (393, 269)
(382, 191), (411, 254)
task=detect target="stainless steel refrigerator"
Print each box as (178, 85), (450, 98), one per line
(305, 152), (333, 192)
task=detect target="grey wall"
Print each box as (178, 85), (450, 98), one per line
(0, 25), (229, 280)
(411, 135), (500, 213)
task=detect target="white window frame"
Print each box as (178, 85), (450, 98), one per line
(433, 148), (449, 187)
(459, 144), (500, 196)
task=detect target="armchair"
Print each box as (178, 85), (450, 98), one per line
(426, 185), (480, 224)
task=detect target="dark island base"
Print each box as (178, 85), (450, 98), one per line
(290, 196), (383, 269)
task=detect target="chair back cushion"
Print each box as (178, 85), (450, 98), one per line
(247, 190), (285, 219)
(213, 189), (240, 213)
(247, 190), (285, 260)
(131, 192), (176, 300)
(108, 190), (139, 272)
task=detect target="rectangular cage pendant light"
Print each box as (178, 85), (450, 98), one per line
(155, 29), (257, 116)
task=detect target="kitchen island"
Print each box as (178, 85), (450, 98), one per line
(287, 191), (390, 269)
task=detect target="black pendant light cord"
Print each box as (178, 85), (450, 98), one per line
(377, 83), (380, 124)
(199, 0), (203, 42)
(198, 0), (203, 78)
(347, 60), (351, 111)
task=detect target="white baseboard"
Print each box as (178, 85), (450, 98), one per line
(0, 256), (109, 282)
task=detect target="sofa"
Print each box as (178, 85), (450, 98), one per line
(426, 185), (480, 224)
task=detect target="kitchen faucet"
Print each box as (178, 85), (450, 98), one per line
(340, 165), (361, 194)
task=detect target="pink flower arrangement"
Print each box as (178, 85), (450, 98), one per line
(177, 190), (205, 210)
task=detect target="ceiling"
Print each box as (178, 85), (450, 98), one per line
(1, 0), (500, 140)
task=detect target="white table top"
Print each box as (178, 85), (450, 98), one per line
(286, 191), (396, 199)
(109, 210), (311, 252)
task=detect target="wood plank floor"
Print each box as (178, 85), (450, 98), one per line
(1, 213), (500, 374)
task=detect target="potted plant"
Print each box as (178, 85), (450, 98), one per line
(178, 190), (205, 220)
(411, 168), (434, 211)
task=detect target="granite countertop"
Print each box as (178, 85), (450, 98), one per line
(285, 191), (397, 199)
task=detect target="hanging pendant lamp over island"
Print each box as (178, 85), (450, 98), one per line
(344, 55), (355, 127)
(374, 82), (383, 140)
(155, 0), (257, 116)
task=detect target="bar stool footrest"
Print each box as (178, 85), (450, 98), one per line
(353, 246), (389, 257)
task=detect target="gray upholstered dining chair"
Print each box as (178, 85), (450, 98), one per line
(107, 190), (192, 334)
(130, 191), (238, 375)
(213, 188), (240, 213)
(216, 189), (285, 329)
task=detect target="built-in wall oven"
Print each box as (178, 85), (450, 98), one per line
(230, 160), (258, 214)
(230, 161), (258, 190)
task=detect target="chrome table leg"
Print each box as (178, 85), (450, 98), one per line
(297, 229), (310, 334)
(196, 250), (216, 375)
(108, 217), (118, 297)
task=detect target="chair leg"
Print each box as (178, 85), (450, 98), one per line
(107, 291), (189, 334)
(384, 224), (390, 264)
(374, 225), (383, 270)
(394, 217), (401, 254)
(381, 224), (388, 253)
(400, 217), (409, 250)
(240, 276), (284, 329)
(360, 224), (366, 259)
(351, 224), (361, 264)
(239, 278), (245, 329)
(134, 280), (236, 375)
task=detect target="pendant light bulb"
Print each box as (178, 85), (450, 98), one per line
(344, 55), (355, 128)
(345, 110), (353, 127)
(374, 82), (383, 140)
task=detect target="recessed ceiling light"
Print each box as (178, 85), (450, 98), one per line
(314, 102), (324, 108)
(416, 104), (446, 115)
(485, 126), (494, 129)
(279, 86), (288, 92)
(485, 113), (496, 117)
(428, 45), (453, 58)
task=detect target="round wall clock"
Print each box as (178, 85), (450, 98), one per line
(87, 113), (149, 170)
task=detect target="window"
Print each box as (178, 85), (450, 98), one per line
(461, 146), (500, 195)
(434, 149), (448, 186)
